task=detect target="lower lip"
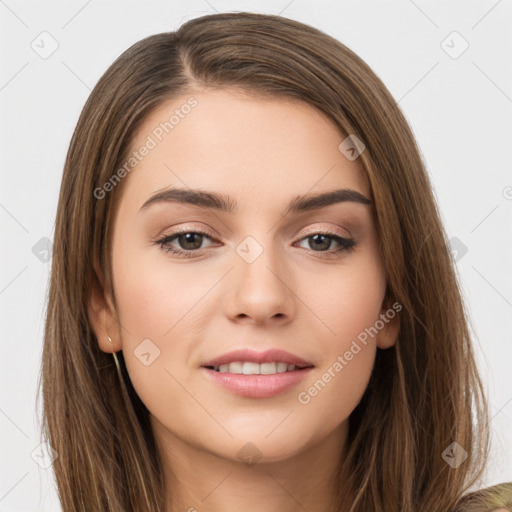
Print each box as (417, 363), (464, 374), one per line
(200, 367), (313, 398)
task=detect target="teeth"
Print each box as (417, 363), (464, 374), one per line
(214, 361), (299, 374)
(227, 361), (242, 373)
(243, 362), (260, 375)
(260, 362), (276, 374)
(277, 362), (288, 373)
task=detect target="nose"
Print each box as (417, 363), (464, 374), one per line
(223, 238), (296, 326)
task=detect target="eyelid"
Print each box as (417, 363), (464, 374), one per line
(298, 224), (352, 239)
(155, 224), (218, 240)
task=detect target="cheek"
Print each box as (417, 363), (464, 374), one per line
(295, 294), (380, 428)
(110, 241), (204, 404)
(294, 254), (384, 418)
(111, 236), (212, 341)
(304, 255), (386, 345)
(113, 261), (204, 429)
(296, 340), (376, 432)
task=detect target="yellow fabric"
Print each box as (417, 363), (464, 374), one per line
(454, 482), (512, 511)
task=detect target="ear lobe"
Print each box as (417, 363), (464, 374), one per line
(376, 299), (401, 350)
(88, 262), (122, 353)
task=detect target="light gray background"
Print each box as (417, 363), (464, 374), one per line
(1, 1), (511, 510)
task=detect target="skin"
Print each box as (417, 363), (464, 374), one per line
(89, 88), (400, 511)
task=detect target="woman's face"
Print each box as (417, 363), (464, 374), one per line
(98, 88), (395, 464)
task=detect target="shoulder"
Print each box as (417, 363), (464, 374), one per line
(452, 482), (512, 512)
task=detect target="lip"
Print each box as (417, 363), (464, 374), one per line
(200, 348), (314, 368)
(201, 366), (314, 398)
(200, 348), (314, 399)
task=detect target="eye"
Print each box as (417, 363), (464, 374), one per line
(156, 229), (217, 258)
(295, 232), (356, 256)
(155, 228), (357, 259)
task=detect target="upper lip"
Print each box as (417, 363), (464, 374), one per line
(201, 348), (314, 368)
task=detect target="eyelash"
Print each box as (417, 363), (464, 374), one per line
(155, 227), (356, 259)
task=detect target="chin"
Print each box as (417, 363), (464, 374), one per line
(201, 427), (314, 465)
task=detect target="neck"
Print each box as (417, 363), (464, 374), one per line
(150, 416), (349, 512)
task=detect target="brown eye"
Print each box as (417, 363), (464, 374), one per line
(156, 229), (217, 257)
(174, 232), (205, 251)
(296, 232), (356, 255)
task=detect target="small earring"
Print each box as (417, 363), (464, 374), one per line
(108, 335), (113, 343)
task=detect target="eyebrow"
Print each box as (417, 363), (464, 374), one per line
(139, 187), (371, 216)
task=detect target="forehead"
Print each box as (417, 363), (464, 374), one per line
(120, 88), (370, 212)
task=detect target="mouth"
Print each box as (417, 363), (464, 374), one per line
(203, 361), (313, 374)
(200, 348), (315, 398)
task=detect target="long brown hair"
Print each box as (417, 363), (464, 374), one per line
(38, 11), (498, 511)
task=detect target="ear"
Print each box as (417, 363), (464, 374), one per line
(376, 296), (401, 350)
(88, 260), (122, 353)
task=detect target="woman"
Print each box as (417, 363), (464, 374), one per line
(38, 11), (511, 512)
